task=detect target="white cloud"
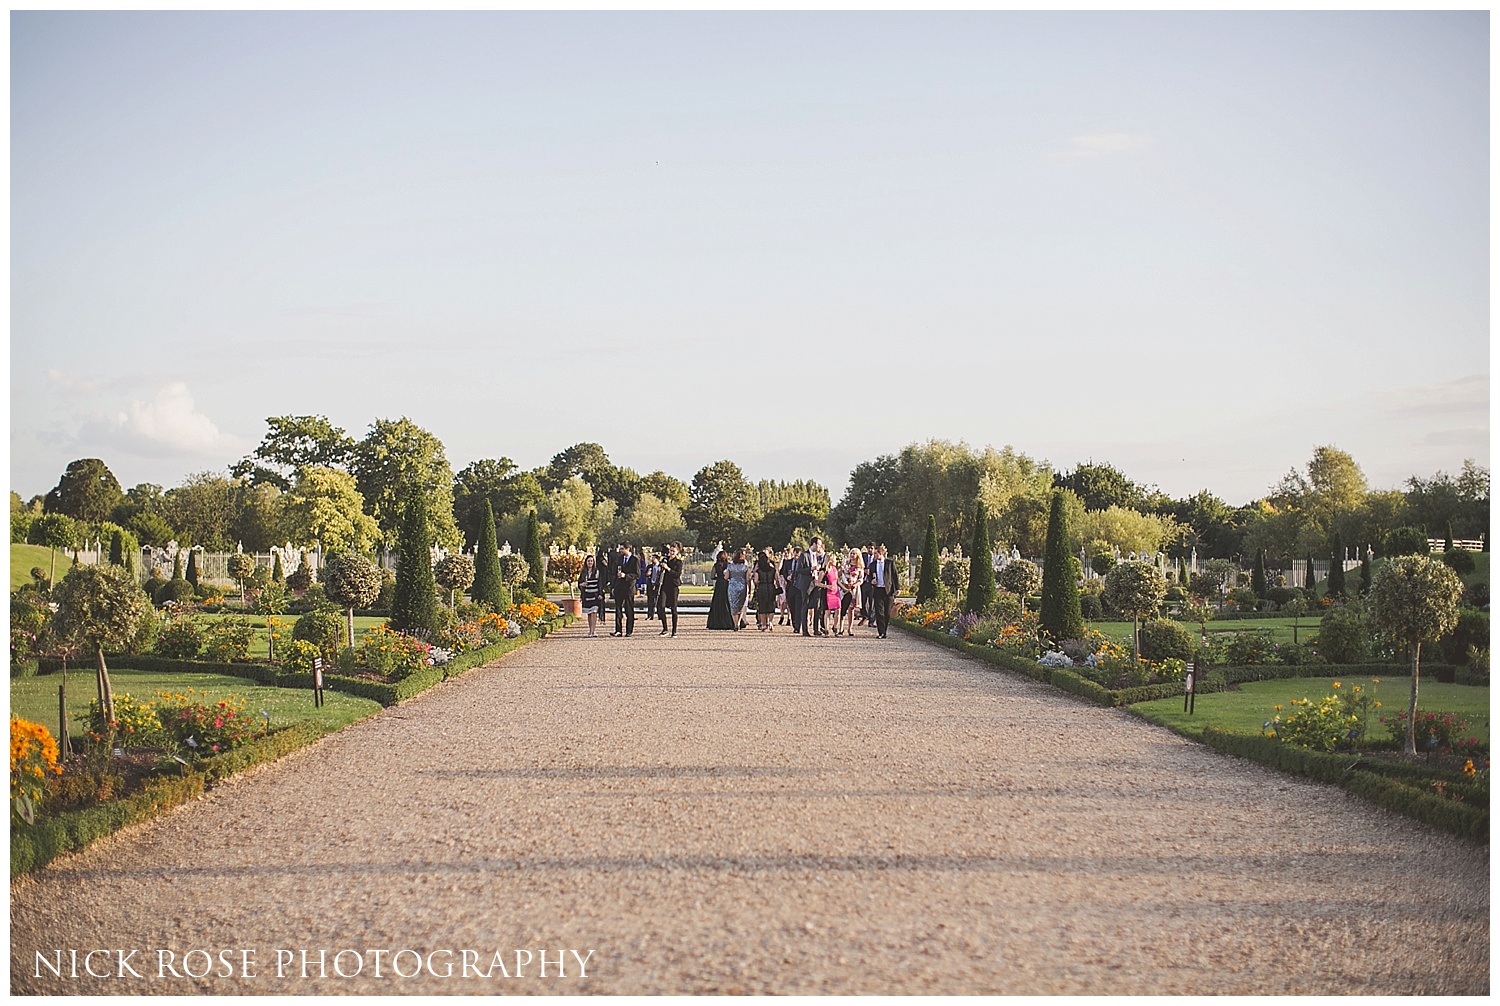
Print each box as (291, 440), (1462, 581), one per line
(1061, 132), (1151, 160)
(47, 368), (106, 394)
(111, 382), (237, 454)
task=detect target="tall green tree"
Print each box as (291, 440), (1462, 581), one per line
(524, 509), (546, 597)
(1358, 549), (1372, 595)
(684, 460), (760, 550)
(1369, 556), (1465, 756)
(185, 550), (200, 591)
(964, 500), (997, 615)
(44, 458), (123, 526)
(471, 500), (507, 611)
(1251, 549), (1268, 598)
(916, 514), (940, 603)
(453, 458), (545, 547)
(1040, 492), (1084, 641)
(324, 552), (384, 648)
(163, 472), (238, 550)
(232, 415), (356, 489)
(390, 488), (439, 632)
(351, 417), (461, 551)
(1326, 533), (1347, 598)
(1303, 552), (1316, 598)
(271, 551), (285, 584)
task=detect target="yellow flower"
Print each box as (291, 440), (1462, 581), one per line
(1332, 682), (1340, 689)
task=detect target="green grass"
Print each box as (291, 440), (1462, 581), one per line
(1131, 676), (1490, 744)
(1088, 616), (1323, 647)
(11, 666), (382, 739)
(192, 612), (386, 659)
(11, 543), (59, 591)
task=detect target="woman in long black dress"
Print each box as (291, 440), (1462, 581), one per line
(706, 550), (735, 629)
(578, 554), (603, 637)
(753, 548), (780, 631)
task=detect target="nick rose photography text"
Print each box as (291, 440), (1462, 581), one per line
(33, 947), (596, 981)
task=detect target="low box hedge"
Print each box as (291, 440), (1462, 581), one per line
(1197, 727), (1487, 843)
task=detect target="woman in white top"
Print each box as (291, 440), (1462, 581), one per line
(834, 550), (865, 636)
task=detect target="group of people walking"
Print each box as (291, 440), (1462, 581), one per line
(577, 541), (685, 637)
(575, 537), (900, 639)
(706, 538), (900, 637)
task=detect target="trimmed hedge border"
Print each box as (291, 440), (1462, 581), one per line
(894, 619), (1488, 843)
(12, 616), (575, 877)
(1193, 727), (1488, 844)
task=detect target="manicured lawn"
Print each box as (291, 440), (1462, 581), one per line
(1089, 616), (1323, 647)
(1131, 676), (1490, 744)
(11, 667), (382, 741)
(192, 612), (386, 659)
(11, 543), (60, 591)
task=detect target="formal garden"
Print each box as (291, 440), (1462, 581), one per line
(894, 495), (1490, 842)
(9, 470), (569, 876)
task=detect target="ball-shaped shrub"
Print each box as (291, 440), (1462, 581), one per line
(434, 554), (476, 595)
(497, 553), (530, 590)
(1137, 618), (1198, 662)
(1078, 593), (1103, 620)
(323, 553), (384, 612)
(1441, 549), (1476, 575)
(939, 557), (970, 593)
(157, 578), (195, 607)
(998, 560), (1041, 599)
(1314, 604), (1370, 665)
(227, 553), (256, 583)
(1090, 554), (1117, 576)
(292, 609), (343, 658)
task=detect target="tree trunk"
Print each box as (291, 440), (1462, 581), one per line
(347, 607), (356, 653)
(95, 643), (115, 736)
(1405, 641), (1421, 757)
(48, 546), (57, 593)
(1132, 614), (1140, 662)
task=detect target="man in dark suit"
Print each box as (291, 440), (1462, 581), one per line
(657, 542), (683, 637)
(787, 546), (813, 636)
(611, 541), (640, 636)
(865, 544), (900, 638)
(644, 552), (662, 624)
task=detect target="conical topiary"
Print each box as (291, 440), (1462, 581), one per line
(1251, 549), (1267, 598)
(1304, 552), (1317, 598)
(390, 486), (438, 632)
(916, 514), (940, 604)
(185, 550), (199, 590)
(1327, 533), (1347, 599)
(964, 500), (997, 615)
(472, 499), (507, 611)
(1039, 491), (1084, 641)
(272, 551), (284, 584)
(524, 509), (546, 597)
(109, 530), (124, 566)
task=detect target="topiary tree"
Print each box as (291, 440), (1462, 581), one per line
(1444, 522), (1455, 554)
(227, 553), (256, 605)
(1137, 618), (1197, 662)
(1359, 549), (1373, 595)
(390, 488), (439, 633)
(323, 552), (384, 648)
(1326, 533), (1347, 599)
(1440, 548), (1476, 575)
(27, 512), (79, 593)
(1103, 560), (1167, 662)
(1283, 594), (1309, 645)
(547, 552), (585, 597)
(1251, 549), (1268, 598)
(1302, 553), (1316, 599)
(287, 552), (314, 593)
(108, 529), (125, 567)
(434, 553), (476, 608)
(185, 549), (200, 591)
(498, 553), (530, 594)
(471, 499), (506, 611)
(1040, 491), (1084, 641)
(524, 509), (546, 597)
(998, 559), (1041, 614)
(1316, 603), (1369, 664)
(1091, 554), (1117, 577)
(916, 514), (940, 604)
(963, 501), (997, 615)
(1369, 555), (1465, 756)
(50, 563), (151, 729)
(939, 557), (970, 595)
(271, 551), (285, 584)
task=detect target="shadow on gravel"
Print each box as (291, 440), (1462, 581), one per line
(418, 765), (819, 779)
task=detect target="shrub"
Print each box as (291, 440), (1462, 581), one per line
(1266, 585), (1304, 607)
(1263, 693), (1358, 752)
(939, 557), (970, 594)
(1137, 619), (1198, 662)
(281, 639), (321, 673)
(1384, 527), (1430, 557)
(286, 555), (315, 592)
(1441, 549), (1476, 575)
(1079, 593), (1103, 620)
(201, 618), (255, 663)
(154, 617), (202, 660)
(1090, 554), (1116, 576)
(356, 623), (433, 681)
(76, 693), (166, 750)
(1226, 586), (1258, 610)
(291, 609), (343, 660)
(1439, 607), (1489, 666)
(157, 578), (195, 607)
(1316, 604), (1371, 664)
(1380, 710), (1482, 756)
(154, 689), (266, 759)
(986, 591), (1022, 624)
(497, 553), (530, 591)
(1221, 629), (1278, 665)
(1464, 581), (1488, 608)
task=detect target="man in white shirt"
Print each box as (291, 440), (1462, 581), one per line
(866, 544), (899, 638)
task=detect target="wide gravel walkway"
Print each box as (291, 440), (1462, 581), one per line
(10, 619), (1489, 994)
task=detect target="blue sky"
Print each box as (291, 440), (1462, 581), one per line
(11, 11), (1489, 505)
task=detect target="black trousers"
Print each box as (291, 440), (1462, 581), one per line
(613, 592), (635, 634)
(810, 588), (828, 634)
(646, 585), (660, 620)
(868, 586), (892, 636)
(788, 585), (809, 634)
(657, 584), (678, 634)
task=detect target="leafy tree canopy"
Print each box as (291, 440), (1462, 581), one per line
(44, 458), (123, 525)
(638, 471), (689, 510)
(351, 417), (461, 551)
(232, 415), (355, 489)
(685, 460), (760, 551)
(163, 472), (238, 550)
(453, 458), (545, 547)
(282, 467), (380, 554)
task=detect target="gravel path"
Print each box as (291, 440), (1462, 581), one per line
(10, 620), (1489, 994)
